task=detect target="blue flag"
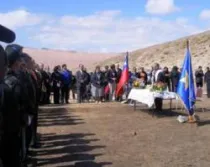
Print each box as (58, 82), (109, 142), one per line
(177, 43), (196, 116)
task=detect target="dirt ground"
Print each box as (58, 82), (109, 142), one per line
(30, 99), (210, 167)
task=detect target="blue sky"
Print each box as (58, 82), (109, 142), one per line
(1, 0), (210, 52)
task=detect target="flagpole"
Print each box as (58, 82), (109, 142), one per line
(186, 40), (196, 123)
(178, 39), (197, 123)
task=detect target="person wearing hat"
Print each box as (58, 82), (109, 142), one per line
(0, 44), (23, 167)
(0, 24), (16, 43)
(5, 44), (36, 163)
(0, 26), (25, 166)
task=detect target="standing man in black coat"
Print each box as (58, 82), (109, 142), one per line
(51, 66), (62, 104)
(170, 66), (180, 92)
(195, 66), (204, 88)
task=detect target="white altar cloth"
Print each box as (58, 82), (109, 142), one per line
(128, 88), (178, 108)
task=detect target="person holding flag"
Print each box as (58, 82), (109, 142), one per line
(177, 40), (196, 123)
(115, 52), (129, 98)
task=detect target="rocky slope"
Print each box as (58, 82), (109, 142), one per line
(97, 30), (210, 71)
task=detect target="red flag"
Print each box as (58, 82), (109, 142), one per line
(116, 52), (129, 97)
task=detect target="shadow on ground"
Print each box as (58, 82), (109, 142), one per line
(29, 107), (112, 167)
(38, 108), (85, 127)
(133, 103), (188, 118)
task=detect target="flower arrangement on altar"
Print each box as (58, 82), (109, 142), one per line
(133, 79), (146, 89)
(151, 82), (167, 92)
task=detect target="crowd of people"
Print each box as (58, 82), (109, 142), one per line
(1, 25), (210, 167)
(38, 62), (210, 106)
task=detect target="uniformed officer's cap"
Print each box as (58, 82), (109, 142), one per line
(5, 44), (23, 66)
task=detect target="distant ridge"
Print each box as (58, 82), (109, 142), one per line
(24, 30), (210, 72)
(23, 47), (119, 72)
(97, 30), (210, 70)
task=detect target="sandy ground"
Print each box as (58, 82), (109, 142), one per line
(29, 99), (210, 167)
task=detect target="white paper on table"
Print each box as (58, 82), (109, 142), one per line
(128, 89), (155, 108)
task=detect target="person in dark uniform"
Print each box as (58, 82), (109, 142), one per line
(51, 66), (62, 104)
(170, 66), (180, 92)
(21, 53), (41, 152)
(83, 68), (91, 102)
(163, 67), (171, 91)
(205, 67), (210, 98)
(45, 66), (52, 104)
(0, 45), (23, 167)
(76, 64), (88, 103)
(40, 64), (51, 104)
(195, 66), (204, 88)
(32, 64), (43, 148)
(5, 45), (36, 163)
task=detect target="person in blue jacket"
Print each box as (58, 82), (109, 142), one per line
(61, 64), (72, 104)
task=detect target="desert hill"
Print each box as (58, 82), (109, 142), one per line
(25, 30), (210, 73)
(23, 47), (119, 72)
(97, 30), (210, 71)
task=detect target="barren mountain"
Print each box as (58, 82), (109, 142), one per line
(23, 48), (119, 72)
(97, 30), (210, 71)
(25, 30), (210, 72)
